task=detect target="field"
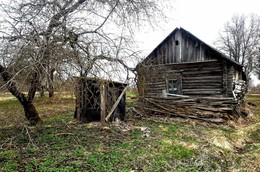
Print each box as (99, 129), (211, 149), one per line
(0, 92), (259, 172)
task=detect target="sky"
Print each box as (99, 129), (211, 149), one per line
(0, 0), (259, 85)
(136, 0), (260, 86)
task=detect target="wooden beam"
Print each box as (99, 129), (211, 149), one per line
(105, 86), (127, 122)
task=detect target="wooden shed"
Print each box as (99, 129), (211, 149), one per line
(74, 77), (127, 123)
(136, 27), (247, 122)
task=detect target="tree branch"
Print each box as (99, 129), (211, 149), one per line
(0, 64), (27, 104)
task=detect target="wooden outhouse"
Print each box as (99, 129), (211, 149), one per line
(74, 77), (127, 123)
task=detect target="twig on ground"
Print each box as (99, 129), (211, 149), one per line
(53, 133), (74, 137)
(0, 136), (16, 149)
(61, 119), (71, 129)
(23, 125), (38, 149)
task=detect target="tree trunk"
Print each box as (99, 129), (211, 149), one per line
(48, 68), (55, 98)
(39, 85), (45, 97)
(22, 102), (42, 125)
(0, 65), (42, 125)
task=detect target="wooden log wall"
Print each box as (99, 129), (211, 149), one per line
(137, 60), (234, 97)
(227, 65), (234, 97)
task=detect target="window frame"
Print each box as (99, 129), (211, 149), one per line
(166, 77), (182, 95)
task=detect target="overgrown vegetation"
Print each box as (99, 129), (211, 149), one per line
(0, 93), (259, 171)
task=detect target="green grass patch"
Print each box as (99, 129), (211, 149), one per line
(249, 128), (260, 142)
(159, 141), (194, 159)
(1, 160), (19, 172)
(0, 93), (260, 171)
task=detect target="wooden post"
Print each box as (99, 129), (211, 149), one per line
(75, 78), (82, 120)
(100, 82), (107, 125)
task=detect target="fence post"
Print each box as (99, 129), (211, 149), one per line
(100, 82), (107, 125)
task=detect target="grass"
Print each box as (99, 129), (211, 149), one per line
(0, 92), (259, 171)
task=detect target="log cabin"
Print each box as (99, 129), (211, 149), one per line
(137, 27), (246, 97)
(136, 27), (247, 122)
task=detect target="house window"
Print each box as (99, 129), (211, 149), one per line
(167, 79), (182, 95)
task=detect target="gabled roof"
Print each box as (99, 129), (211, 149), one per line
(141, 27), (243, 68)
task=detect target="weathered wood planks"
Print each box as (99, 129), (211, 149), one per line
(135, 96), (242, 123)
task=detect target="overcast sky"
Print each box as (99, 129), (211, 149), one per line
(137, 0), (260, 53)
(136, 0), (260, 85)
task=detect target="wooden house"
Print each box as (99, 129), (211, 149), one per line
(136, 27), (247, 122)
(74, 77), (127, 123)
(137, 27), (246, 98)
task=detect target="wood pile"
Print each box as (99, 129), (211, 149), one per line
(232, 80), (247, 103)
(135, 96), (244, 123)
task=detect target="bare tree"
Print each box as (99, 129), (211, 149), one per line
(215, 14), (260, 79)
(255, 48), (260, 79)
(0, 0), (166, 125)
